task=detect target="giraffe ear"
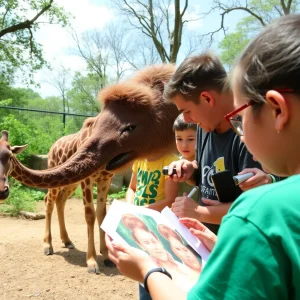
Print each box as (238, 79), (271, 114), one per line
(11, 145), (27, 154)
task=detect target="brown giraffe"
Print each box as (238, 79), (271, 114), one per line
(3, 64), (179, 273)
(44, 116), (114, 274)
(0, 130), (27, 203)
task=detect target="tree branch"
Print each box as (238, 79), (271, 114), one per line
(0, 0), (54, 38)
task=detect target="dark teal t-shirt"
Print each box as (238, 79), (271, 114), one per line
(188, 175), (300, 300)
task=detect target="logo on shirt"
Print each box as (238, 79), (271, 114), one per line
(201, 157), (225, 197)
(134, 169), (161, 206)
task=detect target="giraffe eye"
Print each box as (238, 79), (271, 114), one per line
(121, 125), (136, 134)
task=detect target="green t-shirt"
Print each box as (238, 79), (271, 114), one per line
(188, 175), (300, 300)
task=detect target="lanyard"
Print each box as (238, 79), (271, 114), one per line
(196, 132), (210, 187)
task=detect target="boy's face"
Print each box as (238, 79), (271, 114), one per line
(175, 129), (196, 161)
(172, 93), (216, 132)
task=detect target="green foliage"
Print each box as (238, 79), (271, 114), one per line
(218, 28), (250, 68)
(73, 186), (83, 199)
(0, 0), (70, 84)
(218, 0), (300, 68)
(67, 72), (102, 115)
(0, 180), (45, 216)
(108, 186), (127, 201)
(0, 114), (32, 162)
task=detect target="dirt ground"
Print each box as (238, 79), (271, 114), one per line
(0, 199), (138, 300)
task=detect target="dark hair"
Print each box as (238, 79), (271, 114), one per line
(164, 52), (228, 103)
(173, 113), (197, 131)
(233, 14), (300, 108)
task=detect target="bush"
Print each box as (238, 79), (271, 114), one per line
(108, 186), (127, 202)
(0, 180), (45, 216)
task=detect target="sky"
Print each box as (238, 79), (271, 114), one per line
(28, 0), (246, 98)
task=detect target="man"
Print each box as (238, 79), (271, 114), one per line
(164, 52), (275, 234)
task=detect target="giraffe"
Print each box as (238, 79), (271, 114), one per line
(4, 64), (179, 274)
(44, 116), (115, 274)
(0, 130), (27, 203)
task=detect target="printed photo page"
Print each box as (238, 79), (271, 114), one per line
(101, 200), (210, 291)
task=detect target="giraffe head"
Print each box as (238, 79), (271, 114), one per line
(97, 64), (179, 171)
(8, 64), (179, 188)
(0, 130), (27, 202)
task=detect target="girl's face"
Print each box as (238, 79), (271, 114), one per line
(134, 229), (168, 261)
(232, 83), (288, 176)
(169, 237), (201, 272)
(175, 129), (196, 161)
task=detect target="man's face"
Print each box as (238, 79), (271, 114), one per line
(172, 93), (215, 132)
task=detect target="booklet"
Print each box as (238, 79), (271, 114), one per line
(101, 200), (210, 291)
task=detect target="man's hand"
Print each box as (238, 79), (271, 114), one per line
(105, 234), (157, 282)
(167, 159), (198, 183)
(180, 218), (217, 252)
(238, 168), (272, 191)
(171, 194), (199, 219)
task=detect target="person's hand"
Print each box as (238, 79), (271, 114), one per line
(105, 234), (157, 282)
(171, 194), (199, 218)
(238, 168), (272, 191)
(179, 218), (217, 252)
(167, 159), (197, 182)
(201, 198), (222, 206)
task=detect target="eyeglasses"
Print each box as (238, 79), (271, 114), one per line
(224, 88), (294, 136)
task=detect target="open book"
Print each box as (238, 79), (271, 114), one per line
(101, 200), (210, 291)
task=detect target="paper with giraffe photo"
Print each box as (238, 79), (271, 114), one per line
(101, 200), (210, 292)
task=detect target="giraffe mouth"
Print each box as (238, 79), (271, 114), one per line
(106, 152), (135, 171)
(0, 187), (9, 201)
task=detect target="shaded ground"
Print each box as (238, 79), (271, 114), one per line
(0, 199), (137, 300)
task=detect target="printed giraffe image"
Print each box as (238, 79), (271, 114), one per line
(44, 116), (115, 274)
(4, 63), (179, 273)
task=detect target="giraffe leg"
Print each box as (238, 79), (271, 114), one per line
(43, 190), (56, 255)
(56, 186), (77, 249)
(81, 179), (100, 274)
(96, 177), (115, 267)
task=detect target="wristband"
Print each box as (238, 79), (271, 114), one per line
(144, 267), (172, 293)
(268, 174), (276, 183)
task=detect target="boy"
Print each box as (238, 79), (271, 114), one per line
(173, 113), (198, 201)
(126, 152), (179, 300)
(126, 152), (179, 212)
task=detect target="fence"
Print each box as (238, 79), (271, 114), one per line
(0, 105), (97, 160)
(0, 105), (96, 133)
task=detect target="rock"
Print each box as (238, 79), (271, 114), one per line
(108, 174), (123, 194)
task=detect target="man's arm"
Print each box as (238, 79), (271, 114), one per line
(172, 196), (232, 224)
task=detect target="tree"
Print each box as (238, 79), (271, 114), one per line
(209, 0), (300, 67)
(45, 65), (71, 113)
(71, 29), (109, 89)
(67, 72), (101, 115)
(0, 0), (69, 84)
(104, 24), (133, 80)
(0, 84), (41, 107)
(112, 0), (200, 63)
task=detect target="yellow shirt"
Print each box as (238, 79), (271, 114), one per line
(132, 153), (179, 206)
